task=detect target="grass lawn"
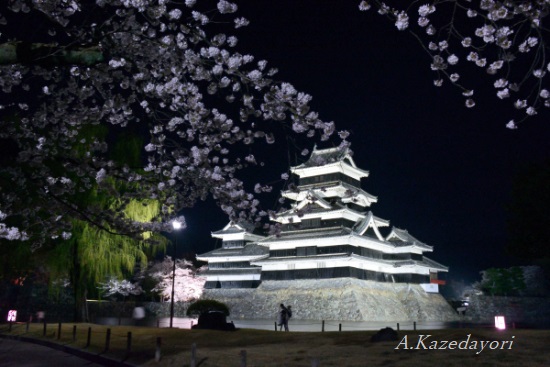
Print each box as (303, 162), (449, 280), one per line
(2, 323), (549, 366)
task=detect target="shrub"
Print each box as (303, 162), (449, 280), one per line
(186, 299), (230, 317)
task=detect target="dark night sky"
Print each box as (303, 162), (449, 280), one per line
(178, 1), (550, 284)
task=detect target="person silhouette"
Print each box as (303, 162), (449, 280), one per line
(277, 304), (289, 331)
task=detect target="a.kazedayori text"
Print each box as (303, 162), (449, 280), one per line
(395, 334), (514, 355)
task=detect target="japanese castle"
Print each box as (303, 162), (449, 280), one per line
(197, 145), (448, 293)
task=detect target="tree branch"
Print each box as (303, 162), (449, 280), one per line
(0, 42), (104, 66)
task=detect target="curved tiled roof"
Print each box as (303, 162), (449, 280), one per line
(295, 146), (350, 168)
(261, 227), (353, 242)
(197, 243), (269, 258)
(202, 268), (262, 275)
(393, 256), (448, 271)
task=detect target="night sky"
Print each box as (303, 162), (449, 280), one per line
(178, 1), (550, 284)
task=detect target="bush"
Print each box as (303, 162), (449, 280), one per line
(186, 299), (230, 317)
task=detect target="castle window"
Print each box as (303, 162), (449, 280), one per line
(223, 240), (245, 249)
(297, 246), (317, 256)
(300, 173), (360, 187)
(301, 218), (320, 228)
(208, 261), (251, 269)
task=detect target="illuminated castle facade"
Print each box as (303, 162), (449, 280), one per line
(198, 145), (447, 293)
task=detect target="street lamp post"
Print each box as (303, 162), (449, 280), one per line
(169, 220), (183, 328)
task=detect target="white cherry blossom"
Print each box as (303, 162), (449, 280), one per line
(0, 0), (344, 245)
(358, 0), (550, 127)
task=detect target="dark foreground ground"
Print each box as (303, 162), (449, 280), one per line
(1, 322), (549, 366)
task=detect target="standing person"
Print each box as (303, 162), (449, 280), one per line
(277, 304), (288, 331)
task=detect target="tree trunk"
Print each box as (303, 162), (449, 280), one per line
(72, 240), (82, 322)
(84, 289), (89, 322)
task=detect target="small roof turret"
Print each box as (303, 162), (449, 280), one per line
(211, 221), (265, 242)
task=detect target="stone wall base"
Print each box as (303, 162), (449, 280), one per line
(202, 278), (459, 322)
(464, 294), (550, 326)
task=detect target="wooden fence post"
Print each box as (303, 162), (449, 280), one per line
(85, 327), (91, 348)
(190, 343), (197, 367)
(72, 325), (77, 342)
(339, 323), (342, 332)
(321, 320), (325, 332)
(125, 332), (132, 359)
(57, 322), (62, 340)
(413, 321), (417, 331)
(274, 322), (277, 331)
(396, 323), (400, 331)
(240, 350), (247, 367)
(43, 319), (47, 336)
(155, 337), (162, 362)
(8, 321), (12, 332)
(104, 328), (111, 352)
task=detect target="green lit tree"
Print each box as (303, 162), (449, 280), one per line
(44, 194), (167, 321)
(40, 128), (169, 321)
(477, 267), (526, 296)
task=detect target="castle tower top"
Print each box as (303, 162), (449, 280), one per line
(290, 145), (369, 181)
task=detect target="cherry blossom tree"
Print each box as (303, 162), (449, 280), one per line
(148, 256), (206, 302)
(359, 0), (550, 128)
(98, 276), (143, 299)
(0, 1), (345, 247)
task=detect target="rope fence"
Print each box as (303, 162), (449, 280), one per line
(0, 318), (507, 366)
(230, 319), (483, 332)
(81, 317), (478, 332)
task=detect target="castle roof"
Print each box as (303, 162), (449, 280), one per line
(290, 145), (369, 180)
(282, 181), (377, 207)
(196, 243), (269, 261)
(352, 211), (390, 241)
(297, 145), (352, 168)
(211, 221), (265, 241)
(252, 252), (448, 273)
(386, 227), (432, 251)
(393, 256), (448, 272)
(261, 227), (353, 243)
(200, 268), (263, 277)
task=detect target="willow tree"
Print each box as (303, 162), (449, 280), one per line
(40, 126), (169, 321)
(45, 190), (168, 321)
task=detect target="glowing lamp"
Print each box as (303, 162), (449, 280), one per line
(495, 316), (506, 330)
(7, 310), (17, 322)
(172, 220), (183, 230)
